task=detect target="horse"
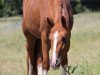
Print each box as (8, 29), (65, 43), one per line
(22, 0), (73, 75)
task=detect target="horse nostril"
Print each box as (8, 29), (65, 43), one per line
(55, 60), (60, 66)
(55, 60), (58, 65)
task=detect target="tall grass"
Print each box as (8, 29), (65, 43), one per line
(0, 17), (26, 75)
(0, 13), (100, 75)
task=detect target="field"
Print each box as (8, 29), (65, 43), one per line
(0, 13), (100, 75)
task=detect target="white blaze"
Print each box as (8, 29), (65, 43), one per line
(52, 31), (59, 63)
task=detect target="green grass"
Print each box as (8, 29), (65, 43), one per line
(68, 13), (100, 75)
(0, 13), (100, 75)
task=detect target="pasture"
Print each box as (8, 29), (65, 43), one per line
(0, 13), (100, 75)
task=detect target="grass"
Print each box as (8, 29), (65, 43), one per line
(0, 12), (100, 75)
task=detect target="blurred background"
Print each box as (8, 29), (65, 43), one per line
(0, 0), (100, 75)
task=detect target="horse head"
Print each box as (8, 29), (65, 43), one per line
(47, 16), (70, 70)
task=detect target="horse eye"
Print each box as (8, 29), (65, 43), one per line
(62, 36), (67, 42)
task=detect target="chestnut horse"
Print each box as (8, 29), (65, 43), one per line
(22, 0), (73, 75)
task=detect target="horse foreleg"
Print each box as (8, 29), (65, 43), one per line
(24, 31), (37, 75)
(27, 42), (37, 75)
(43, 69), (48, 75)
(37, 63), (43, 75)
(41, 31), (50, 75)
(27, 53), (34, 75)
(29, 58), (33, 75)
(36, 39), (43, 75)
(37, 63), (48, 75)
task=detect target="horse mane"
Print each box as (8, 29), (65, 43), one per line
(54, 0), (63, 23)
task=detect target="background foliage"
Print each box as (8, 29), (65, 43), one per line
(71, 0), (100, 14)
(0, 0), (100, 17)
(0, 0), (22, 17)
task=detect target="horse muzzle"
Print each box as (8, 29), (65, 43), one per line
(50, 58), (61, 70)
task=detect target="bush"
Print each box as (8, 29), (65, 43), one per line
(0, 0), (4, 17)
(75, 1), (83, 13)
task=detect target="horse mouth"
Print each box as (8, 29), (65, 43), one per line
(51, 65), (60, 70)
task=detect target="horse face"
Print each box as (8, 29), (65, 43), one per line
(47, 16), (69, 69)
(49, 28), (68, 70)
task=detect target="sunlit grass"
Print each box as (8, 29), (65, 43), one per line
(0, 13), (100, 75)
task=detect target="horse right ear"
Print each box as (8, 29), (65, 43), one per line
(47, 17), (54, 28)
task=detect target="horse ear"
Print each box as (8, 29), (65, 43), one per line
(61, 16), (66, 27)
(47, 17), (54, 27)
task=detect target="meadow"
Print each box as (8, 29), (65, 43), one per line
(0, 13), (100, 75)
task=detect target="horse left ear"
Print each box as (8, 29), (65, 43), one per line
(47, 17), (54, 28)
(61, 16), (66, 27)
